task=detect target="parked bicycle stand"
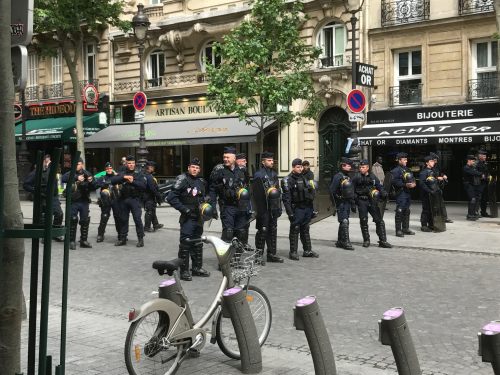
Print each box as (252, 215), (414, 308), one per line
(0, 148), (79, 375)
(293, 296), (337, 375)
(223, 287), (262, 374)
(478, 320), (500, 374)
(379, 307), (422, 375)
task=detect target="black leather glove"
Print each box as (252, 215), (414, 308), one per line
(181, 207), (191, 216)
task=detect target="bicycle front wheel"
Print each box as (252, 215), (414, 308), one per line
(125, 310), (186, 375)
(215, 284), (272, 360)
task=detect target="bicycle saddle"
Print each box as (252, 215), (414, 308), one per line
(152, 259), (184, 276)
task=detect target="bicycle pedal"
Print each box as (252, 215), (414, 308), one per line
(187, 348), (200, 358)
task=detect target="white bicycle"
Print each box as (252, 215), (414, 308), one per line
(124, 236), (272, 375)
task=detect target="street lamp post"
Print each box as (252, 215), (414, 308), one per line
(132, 3), (150, 169)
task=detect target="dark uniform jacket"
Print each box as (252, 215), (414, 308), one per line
(329, 170), (354, 203)
(110, 169), (147, 198)
(144, 173), (162, 204)
(62, 169), (96, 202)
(253, 167), (282, 216)
(209, 165), (247, 206)
(24, 167), (58, 197)
(390, 165), (414, 195)
(463, 164), (483, 186)
(352, 172), (385, 200)
(419, 168), (438, 195)
(476, 160), (489, 185)
(281, 172), (315, 216)
(167, 173), (207, 215)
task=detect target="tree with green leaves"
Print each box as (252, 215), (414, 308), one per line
(34, 0), (129, 160)
(206, 0), (323, 154)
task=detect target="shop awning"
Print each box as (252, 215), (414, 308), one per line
(85, 116), (272, 148)
(15, 113), (104, 142)
(358, 102), (500, 146)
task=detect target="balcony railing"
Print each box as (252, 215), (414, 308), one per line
(389, 84), (422, 106)
(41, 83), (64, 99)
(381, 0), (430, 27)
(143, 5), (164, 18)
(318, 55), (344, 69)
(166, 73), (209, 86)
(467, 75), (498, 101)
(25, 86), (39, 101)
(459, 0), (493, 15)
(114, 77), (167, 94)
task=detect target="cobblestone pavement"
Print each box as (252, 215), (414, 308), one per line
(20, 204), (500, 375)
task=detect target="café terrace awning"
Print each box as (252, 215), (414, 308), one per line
(358, 103), (500, 146)
(15, 113), (103, 142)
(85, 116), (272, 148)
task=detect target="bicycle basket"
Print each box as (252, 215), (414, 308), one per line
(229, 240), (263, 282)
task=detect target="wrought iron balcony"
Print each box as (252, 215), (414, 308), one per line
(79, 79), (99, 90)
(389, 83), (422, 106)
(114, 77), (168, 94)
(165, 72), (209, 86)
(467, 75), (498, 101)
(25, 86), (39, 101)
(41, 83), (64, 99)
(319, 55), (344, 68)
(143, 4), (164, 18)
(381, 0), (430, 27)
(459, 0), (493, 15)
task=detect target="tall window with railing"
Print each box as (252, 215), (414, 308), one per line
(46, 49), (64, 98)
(316, 22), (346, 68)
(85, 42), (97, 82)
(391, 49), (422, 106)
(470, 40), (497, 100)
(200, 41), (222, 72)
(147, 49), (165, 87)
(27, 53), (39, 101)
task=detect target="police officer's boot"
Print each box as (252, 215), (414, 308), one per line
(395, 208), (404, 237)
(336, 219), (354, 250)
(288, 225), (300, 261)
(152, 214), (164, 231)
(254, 230), (266, 266)
(114, 234), (127, 246)
(69, 216), (78, 250)
(53, 211), (65, 242)
(360, 217), (370, 247)
(113, 215), (121, 236)
(221, 228), (234, 243)
(467, 199), (478, 220)
(266, 226), (284, 263)
(300, 224), (319, 258)
(402, 209), (415, 235)
(79, 217), (92, 248)
(178, 243), (192, 281)
(235, 229), (249, 246)
(97, 213), (110, 242)
(144, 210), (153, 232)
(191, 243), (210, 277)
(376, 221), (392, 248)
(136, 236), (144, 248)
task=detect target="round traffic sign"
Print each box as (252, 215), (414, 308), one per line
(133, 91), (147, 112)
(14, 104), (23, 121)
(347, 89), (366, 113)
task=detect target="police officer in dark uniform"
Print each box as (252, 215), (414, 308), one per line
(352, 159), (392, 248)
(95, 162), (121, 243)
(143, 161), (164, 232)
(23, 154), (64, 242)
(430, 152), (453, 223)
(329, 158), (355, 250)
(167, 158), (211, 281)
(281, 158), (319, 260)
(302, 160), (314, 181)
(111, 155), (147, 247)
(463, 155), (483, 221)
(235, 153), (252, 244)
(62, 158), (96, 250)
(390, 152), (417, 237)
(476, 150), (490, 217)
(419, 156), (438, 232)
(253, 151), (284, 263)
(209, 147), (250, 244)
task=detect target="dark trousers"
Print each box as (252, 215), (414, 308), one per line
(291, 206), (314, 227)
(464, 183), (481, 217)
(420, 194), (433, 227)
(71, 200), (89, 221)
(336, 200), (351, 222)
(100, 200), (121, 230)
(118, 197), (144, 238)
(395, 191), (411, 210)
(357, 198), (381, 223)
(180, 216), (203, 242)
(480, 183), (488, 214)
(144, 199), (159, 228)
(221, 205), (248, 231)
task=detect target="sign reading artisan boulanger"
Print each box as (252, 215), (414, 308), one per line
(359, 102), (500, 146)
(145, 99), (218, 121)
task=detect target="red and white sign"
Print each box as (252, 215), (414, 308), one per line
(14, 103), (23, 120)
(347, 89), (366, 114)
(82, 84), (99, 111)
(133, 91), (147, 112)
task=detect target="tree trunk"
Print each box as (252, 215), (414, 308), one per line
(62, 39), (86, 162)
(0, 0), (26, 372)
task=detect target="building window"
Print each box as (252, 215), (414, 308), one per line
(470, 40), (498, 99)
(147, 49), (165, 87)
(317, 22), (346, 68)
(85, 42), (97, 82)
(200, 41), (222, 72)
(150, 0), (161, 4)
(52, 49), (63, 84)
(28, 53), (38, 88)
(391, 49), (422, 106)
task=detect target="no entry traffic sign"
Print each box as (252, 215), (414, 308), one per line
(347, 89), (366, 114)
(133, 91), (147, 112)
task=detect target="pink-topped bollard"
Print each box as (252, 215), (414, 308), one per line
(379, 307), (421, 375)
(478, 320), (500, 374)
(293, 296), (337, 375)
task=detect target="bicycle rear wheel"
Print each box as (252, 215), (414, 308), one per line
(125, 310), (186, 375)
(215, 285), (272, 360)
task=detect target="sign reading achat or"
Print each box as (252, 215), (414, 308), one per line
(356, 62), (375, 88)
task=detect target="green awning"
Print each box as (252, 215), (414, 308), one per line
(15, 113), (104, 142)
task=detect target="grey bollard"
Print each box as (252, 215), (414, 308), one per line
(379, 307), (421, 375)
(293, 296), (337, 375)
(158, 279), (194, 326)
(478, 320), (500, 374)
(223, 286), (262, 374)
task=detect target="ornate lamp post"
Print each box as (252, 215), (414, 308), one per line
(132, 3), (150, 168)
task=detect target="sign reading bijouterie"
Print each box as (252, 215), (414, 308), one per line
(359, 102), (500, 146)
